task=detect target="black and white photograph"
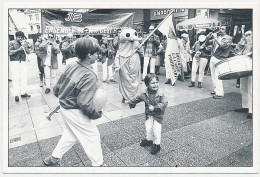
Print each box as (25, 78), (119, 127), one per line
(1, 1), (260, 176)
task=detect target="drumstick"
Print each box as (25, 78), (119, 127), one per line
(46, 105), (60, 121)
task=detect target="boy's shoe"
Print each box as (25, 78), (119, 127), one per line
(213, 95), (224, 99)
(43, 156), (60, 166)
(151, 144), (161, 155)
(15, 96), (19, 102)
(247, 113), (252, 119)
(21, 93), (31, 98)
(140, 139), (153, 147)
(234, 108), (249, 113)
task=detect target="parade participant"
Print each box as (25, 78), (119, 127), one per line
(178, 33), (192, 81)
(107, 36), (116, 82)
(164, 24), (181, 86)
(189, 34), (211, 88)
(43, 37), (104, 167)
(114, 28), (143, 103)
(112, 28), (122, 55)
(142, 26), (160, 80)
(125, 74), (168, 155)
(155, 38), (166, 75)
(83, 27), (90, 38)
(209, 26), (232, 99)
(61, 33), (75, 65)
(9, 31), (31, 102)
(39, 32), (60, 94)
(234, 30), (252, 119)
(34, 35), (44, 87)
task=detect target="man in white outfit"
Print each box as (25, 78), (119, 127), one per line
(9, 31), (31, 102)
(209, 26), (232, 99)
(234, 31), (253, 119)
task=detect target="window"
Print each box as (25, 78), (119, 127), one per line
(29, 15), (33, 21)
(35, 14), (39, 21)
(30, 25), (33, 31)
(36, 25), (40, 30)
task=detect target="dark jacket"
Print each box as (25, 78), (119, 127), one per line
(143, 34), (160, 57)
(210, 34), (232, 59)
(129, 88), (168, 124)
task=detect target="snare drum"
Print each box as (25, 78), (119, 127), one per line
(215, 55), (252, 80)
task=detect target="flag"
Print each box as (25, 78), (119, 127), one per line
(158, 13), (181, 85)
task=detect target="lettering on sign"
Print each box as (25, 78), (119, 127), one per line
(65, 12), (82, 23)
(153, 9), (186, 16)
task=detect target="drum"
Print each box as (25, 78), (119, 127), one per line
(215, 55), (252, 80)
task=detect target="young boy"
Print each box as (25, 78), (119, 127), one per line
(125, 74), (168, 155)
(43, 37), (104, 167)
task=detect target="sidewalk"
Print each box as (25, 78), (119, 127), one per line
(8, 53), (252, 167)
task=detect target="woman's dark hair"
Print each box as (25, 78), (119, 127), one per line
(144, 73), (159, 87)
(74, 37), (100, 60)
(15, 31), (25, 37)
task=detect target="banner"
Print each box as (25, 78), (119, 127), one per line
(41, 9), (134, 34)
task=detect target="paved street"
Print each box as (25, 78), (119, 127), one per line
(8, 53), (253, 167)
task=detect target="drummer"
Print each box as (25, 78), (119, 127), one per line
(234, 30), (253, 119)
(208, 26), (232, 99)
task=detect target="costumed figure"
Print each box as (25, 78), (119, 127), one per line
(114, 28), (143, 103)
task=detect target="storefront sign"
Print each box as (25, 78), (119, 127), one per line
(150, 9), (188, 20)
(42, 9), (134, 34)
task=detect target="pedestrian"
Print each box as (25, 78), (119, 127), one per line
(142, 26), (160, 80)
(177, 32), (192, 81)
(112, 28), (121, 55)
(9, 31), (31, 102)
(39, 32), (60, 94)
(189, 34), (211, 88)
(125, 74), (168, 155)
(61, 33), (75, 65)
(43, 37), (104, 167)
(155, 39), (165, 75)
(234, 30), (252, 119)
(34, 35), (45, 87)
(100, 35), (109, 82)
(208, 26), (232, 99)
(107, 36), (116, 82)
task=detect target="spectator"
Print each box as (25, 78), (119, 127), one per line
(9, 31), (31, 102)
(39, 32), (60, 94)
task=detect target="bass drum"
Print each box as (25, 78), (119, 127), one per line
(216, 55), (252, 80)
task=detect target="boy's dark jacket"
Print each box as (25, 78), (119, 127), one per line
(129, 88), (168, 124)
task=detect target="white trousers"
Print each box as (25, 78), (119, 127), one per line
(10, 61), (27, 96)
(91, 60), (98, 77)
(240, 76), (252, 113)
(102, 58), (108, 81)
(108, 64), (114, 80)
(191, 57), (208, 82)
(210, 56), (224, 96)
(44, 66), (57, 89)
(145, 116), (162, 145)
(52, 107), (104, 166)
(143, 56), (156, 79)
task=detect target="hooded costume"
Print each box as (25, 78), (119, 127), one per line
(114, 28), (143, 101)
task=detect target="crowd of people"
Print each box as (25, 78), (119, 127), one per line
(9, 23), (253, 166)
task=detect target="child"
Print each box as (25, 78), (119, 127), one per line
(43, 37), (104, 167)
(125, 74), (168, 155)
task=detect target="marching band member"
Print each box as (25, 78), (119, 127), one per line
(39, 32), (60, 94)
(234, 31), (253, 119)
(9, 31), (31, 102)
(208, 26), (232, 99)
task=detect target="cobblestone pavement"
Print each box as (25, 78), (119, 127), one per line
(7, 53), (252, 167)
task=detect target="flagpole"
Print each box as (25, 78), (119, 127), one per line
(108, 9), (174, 80)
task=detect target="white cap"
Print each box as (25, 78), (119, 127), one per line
(198, 35), (206, 42)
(149, 26), (155, 30)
